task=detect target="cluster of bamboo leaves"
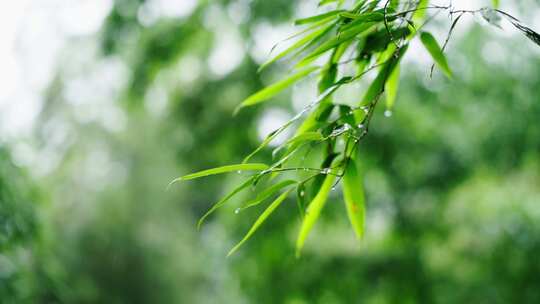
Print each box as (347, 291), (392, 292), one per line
(172, 0), (540, 257)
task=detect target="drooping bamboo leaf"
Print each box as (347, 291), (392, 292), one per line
(170, 163), (268, 185)
(296, 173), (336, 257)
(342, 158), (366, 239)
(420, 32), (453, 79)
(294, 10), (344, 25)
(197, 177), (257, 229)
(238, 180), (297, 211)
(385, 65), (400, 110)
(235, 66), (320, 113)
(228, 189), (293, 256)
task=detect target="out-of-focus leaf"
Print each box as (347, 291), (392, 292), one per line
(512, 22), (540, 47)
(420, 32), (453, 79)
(235, 66), (319, 113)
(238, 180), (297, 211)
(342, 158), (366, 239)
(385, 65), (400, 110)
(294, 10), (344, 25)
(197, 177), (257, 229)
(296, 173), (336, 257)
(412, 0), (429, 24)
(228, 189), (293, 256)
(492, 0), (499, 8)
(170, 163), (268, 184)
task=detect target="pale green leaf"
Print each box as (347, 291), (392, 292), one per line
(385, 65), (400, 110)
(198, 177), (256, 229)
(342, 158), (366, 239)
(238, 180), (297, 211)
(420, 31), (453, 79)
(294, 10), (344, 25)
(296, 22), (377, 67)
(170, 163), (268, 184)
(228, 189), (293, 256)
(235, 66), (319, 113)
(258, 22), (335, 72)
(295, 174), (336, 257)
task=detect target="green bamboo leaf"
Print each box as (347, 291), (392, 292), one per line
(170, 163), (268, 185)
(238, 180), (297, 211)
(258, 23), (335, 72)
(342, 158), (366, 239)
(294, 10), (344, 25)
(198, 177), (256, 229)
(492, 0), (499, 8)
(412, 0), (429, 24)
(296, 22), (377, 67)
(296, 174), (336, 257)
(235, 66), (320, 114)
(355, 45), (407, 121)
(228, 189), (293, 256)
(420, 32), (453, 79)
(385, 65), (400, 110)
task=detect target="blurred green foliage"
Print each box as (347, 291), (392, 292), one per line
(1, 0), (540, 303)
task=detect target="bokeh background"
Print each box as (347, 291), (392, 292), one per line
(1, 0), (540, 303)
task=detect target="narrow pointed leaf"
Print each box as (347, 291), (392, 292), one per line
(259, 23), (335, 72)
(294, 10), (344, 25)
(420, 32), (453, 79)
(385, 65), (400, 110)
(228, 189), (293, 256)
(235, 66), (319, 113)
(239, 180), (297, 211)
(296, 174), (336, 257)
(296, 22), (377, 67)
(171, 163), (268, 184)
(342, 158), (366, 239)
(198, 177), (256, 229)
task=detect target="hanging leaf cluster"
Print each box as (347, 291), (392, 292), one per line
(171, 0), (540, 256)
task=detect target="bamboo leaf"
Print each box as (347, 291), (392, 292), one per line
(294, 10), (344, 25)
(296, 22), (377, 67)
(295, 174), (336, 257)
(385, 65), (400, 110)
(238, 180), (297, 211)
(228, 189), (293, 256)
(420, 32), (453, 79)
(170, 163), (268, 184)
(258, 23), (335, 72)
(492, 0), (499, 8)
(198, 177), (256, 229)
(342, 158), (366, 239)
(235, 66), (319, 113)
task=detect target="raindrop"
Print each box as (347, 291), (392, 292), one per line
(300, 190), (305, 197)
(357, 123), (365, 129)
(361, 106), (369, 114)
(321, 168), (331, 175)
(384, 110), (393, 117)
(237, 170), (242, 174)
(331, 186), (336, 191)
(234, 208), (241, 214)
